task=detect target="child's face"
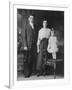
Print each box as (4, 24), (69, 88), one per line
(51, 31), (54, 36)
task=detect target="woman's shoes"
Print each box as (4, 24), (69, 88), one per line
(24, 75), (30, 78)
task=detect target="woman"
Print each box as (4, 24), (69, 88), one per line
(36, 20), (51, 76)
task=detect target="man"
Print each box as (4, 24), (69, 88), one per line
(37, 20), (51, 76)
(22, 15), (37, 77)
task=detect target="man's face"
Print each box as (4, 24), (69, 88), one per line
(28, 16), (34, 23)
(43, 21), (47, 27)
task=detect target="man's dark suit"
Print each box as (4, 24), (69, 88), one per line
(22, 23), (37, 77)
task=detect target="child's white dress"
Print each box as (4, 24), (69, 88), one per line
(47, 36), (58, 53)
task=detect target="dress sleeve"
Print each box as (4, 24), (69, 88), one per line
(37, 31), (41, 46)
(47, 37), (51, 52)
(48, 37), (51, 48)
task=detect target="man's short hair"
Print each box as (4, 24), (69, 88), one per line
(28, 15), (34, 19)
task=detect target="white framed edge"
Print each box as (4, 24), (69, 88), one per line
(9, 1), (70, 89)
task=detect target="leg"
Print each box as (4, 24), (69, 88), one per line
(54, 62), (56, 79)
(52, 53), (56, 59)
(52, 53), (56, 79)
(23, 51), (30, 77)
(36, 51), (43, 76)
(27, 49), (33, 76)
(31, 45), (37, 74)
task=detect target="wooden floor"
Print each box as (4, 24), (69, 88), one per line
(17, 73), (64, 81)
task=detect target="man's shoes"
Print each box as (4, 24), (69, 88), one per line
(37, 72), (42, 77)
(32, 71), (37, 75)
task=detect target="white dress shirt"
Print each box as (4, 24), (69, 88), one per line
(37, 28), (51, 46)
(29, 22), (34, 29)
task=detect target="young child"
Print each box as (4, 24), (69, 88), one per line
(47, 29), (58, 59)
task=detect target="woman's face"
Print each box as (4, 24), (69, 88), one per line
(43, 21), (47, 28)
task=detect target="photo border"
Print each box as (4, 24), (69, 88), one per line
(9, 1), (70, 88)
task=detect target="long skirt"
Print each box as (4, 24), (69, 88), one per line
(36, 38), (48, 72)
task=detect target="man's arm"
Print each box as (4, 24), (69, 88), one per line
(22, 25), (27, 50)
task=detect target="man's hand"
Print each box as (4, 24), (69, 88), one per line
(24, 47), (28, 51)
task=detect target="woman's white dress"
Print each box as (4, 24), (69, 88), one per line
(47, 36), (58, 53)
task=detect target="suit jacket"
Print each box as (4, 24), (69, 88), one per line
(22, 23), (38, 49)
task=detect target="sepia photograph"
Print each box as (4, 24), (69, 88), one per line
(17, 8), (64, 80)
